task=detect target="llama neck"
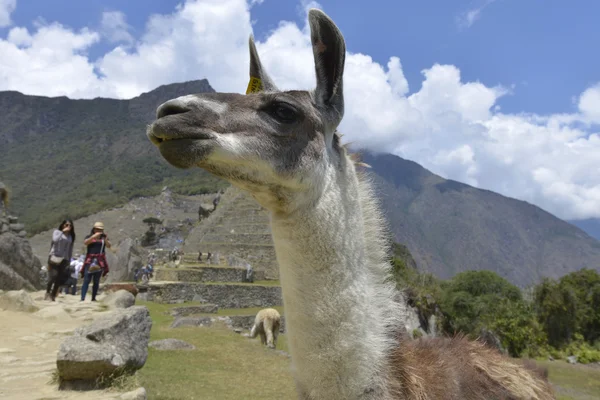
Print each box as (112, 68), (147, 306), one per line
(269, 164), (399, 400)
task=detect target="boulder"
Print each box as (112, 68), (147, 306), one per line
(148, 338), (195, 350)
(0, 231), (43, 290)
(104, 290), (135, 309)
(170, 304), (219, 316)
(57, 306), (152, 386)
(106, 238), (143, 283)
(170, 316), (212, 328)
(0, 289), (38, 312)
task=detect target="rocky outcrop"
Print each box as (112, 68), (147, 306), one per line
(0, 217), (43, 290)
(106, 237), (143, 283)
(56, 306), (152, 388)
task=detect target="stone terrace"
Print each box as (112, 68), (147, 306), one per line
(182, 187), (278, 278)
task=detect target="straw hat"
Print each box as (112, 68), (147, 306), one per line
(93, 222), (105, 230)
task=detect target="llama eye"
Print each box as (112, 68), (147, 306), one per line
(270, 103), (298, 123)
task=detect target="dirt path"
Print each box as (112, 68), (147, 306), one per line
(0, 290), (133, 400)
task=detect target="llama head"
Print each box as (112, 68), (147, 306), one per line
(147, 9), (346, 211)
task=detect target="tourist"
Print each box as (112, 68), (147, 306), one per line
(63, 254), (84, 295)
(81, 222), (111, 302)
(45, 219), (76, 301)
(198, 250), (203, 262)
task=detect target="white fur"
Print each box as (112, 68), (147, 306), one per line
(269, 153), (400, 400)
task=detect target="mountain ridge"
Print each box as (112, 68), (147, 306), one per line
(1, 79), (598, 286)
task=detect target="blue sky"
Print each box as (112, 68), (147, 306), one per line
(6, 0), (599, 115)
(0, 0), (599, 221)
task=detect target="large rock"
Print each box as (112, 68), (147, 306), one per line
(0, 231), (43, 290)
(0, 289), (38, 312)
(106, 238), (143, 283)
(57, 306), (152, 386)
(104, 289), (135, 309)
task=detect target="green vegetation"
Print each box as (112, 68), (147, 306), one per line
(391, 244), (600, 363)
(135, 301), (599, 399)
(0, 88), (228, 235)
(538, 360), (600, 400)
(137, 301), (294, 400)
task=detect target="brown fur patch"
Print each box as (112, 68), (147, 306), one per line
(388, 335), (555, 399)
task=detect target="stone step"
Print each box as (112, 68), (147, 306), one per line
(189, 244), (278, 279)
(143, 281), (282, 309)
(154, 266), (265, 282)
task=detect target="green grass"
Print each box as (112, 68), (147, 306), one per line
(137, 301), (293, 400)
(136, 301), (599, 400)
(536, 360), (600, 400)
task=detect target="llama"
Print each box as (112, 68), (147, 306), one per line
(146, 8), (554, 400)
(249, 308), (281, 349)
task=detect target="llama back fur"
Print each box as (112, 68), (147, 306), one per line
(387, 335), (554, 399)
(250, 308), (281, 348)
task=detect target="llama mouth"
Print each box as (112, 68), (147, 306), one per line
(146, 122), (214, 147)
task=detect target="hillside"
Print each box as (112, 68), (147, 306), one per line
(0, 80), (227, 234)
(3, 79), (600, 286)
(362, 152), (600, 285)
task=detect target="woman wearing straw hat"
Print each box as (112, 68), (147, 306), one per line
(81, 221), (111, 301)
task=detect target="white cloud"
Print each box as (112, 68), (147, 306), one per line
(457, 0), (497, 29)
(0, 0), (16, 27)
(0, 0), (598, 220)
(101, 11), (134, 44)
(578, 84), (600, 124)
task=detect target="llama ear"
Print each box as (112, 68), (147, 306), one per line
(309, 9), (346, 126)
(247, 35), (279, 94)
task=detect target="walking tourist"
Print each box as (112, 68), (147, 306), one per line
(45, 219), (75, 301)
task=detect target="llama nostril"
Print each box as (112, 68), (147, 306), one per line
(157, 101), (190, 119)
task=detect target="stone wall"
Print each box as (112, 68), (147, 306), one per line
(154, 267), (265, 283)
(183, 188), (279, 279)
(145, 282), (282, 308)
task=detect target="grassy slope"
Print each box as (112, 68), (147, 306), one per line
(538, 360), (600, 400)
(137, 302), (294, 400)
(138, 302), (600, 400)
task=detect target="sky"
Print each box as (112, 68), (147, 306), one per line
(0, 0), (599, 221)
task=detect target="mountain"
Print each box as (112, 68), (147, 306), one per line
(568, 218), (600, 241)
(0, 80), (227, 233)
(1, 79), (598, 286)
(361, 152), (600, 286)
